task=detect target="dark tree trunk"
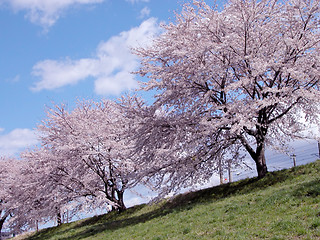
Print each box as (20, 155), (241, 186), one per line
(106, 190), (126, 213)
(116, 191), (126, 213)
(0, 216), (6, 240)
(254, 136), (268, 178)
(255, 150), (268, 179)
(36, 220), (39, 232)
(57, 213), (62, 226)
(56, 208), (62, 226)
(240, 127), (268, 179)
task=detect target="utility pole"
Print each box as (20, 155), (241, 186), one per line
(291, 154), (296, 167)
(219, 158), (223, 185)
(318, 141), (320, 159)
(66, 210), (69, 224)
(228, 160), (232, 183)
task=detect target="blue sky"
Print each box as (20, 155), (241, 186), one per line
(0, 0), (318, 161)
(0, 0), (183, 156)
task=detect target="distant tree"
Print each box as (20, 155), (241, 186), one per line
(34, 100), (136, 212)
(0, 157), (25, 238)
(0, 159), (12, 238)
(16, 151), (80, 229)
(133, 0), (320, 179)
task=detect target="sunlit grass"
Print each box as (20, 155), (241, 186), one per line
(16, 160), (320, 240)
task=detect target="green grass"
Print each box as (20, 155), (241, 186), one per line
(17, 161), (320, 239)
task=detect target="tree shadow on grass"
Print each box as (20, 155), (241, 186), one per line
(27, 204), (174, 240)
(27, 161), (320, 240)
(293, 179), (320, 198)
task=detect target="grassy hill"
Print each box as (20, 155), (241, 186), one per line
(17, 160), (320, 240)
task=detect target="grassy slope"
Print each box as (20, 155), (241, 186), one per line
(20, 161), (320, 240)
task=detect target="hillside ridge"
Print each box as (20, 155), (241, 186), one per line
(16, 160), (320, 240)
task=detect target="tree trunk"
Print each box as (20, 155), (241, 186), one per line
(116, 191), (126, 213)
(241, 133), (268, 179)
(36, 220), (39, 232)
(0, 216), (6, 240)
(56, 209), (62, 226)
(57, 213), (62, 226)
(255, 145), (268, 179)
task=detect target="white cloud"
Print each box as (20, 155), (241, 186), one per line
(32, 58), (99, 90)
(31, 18), (161, 96)
(126, 0), (149, 4)
(0, 0), (104, 28)
(0, 128), (39, 157)
(139, 6), (150, 19)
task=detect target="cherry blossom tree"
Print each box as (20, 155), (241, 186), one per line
(0, 154), (73, 234)
(35, 100), (136, 212)
(0, 157), (26, 238)
(0, 158), (12, 238)
(6, 100), (137, 232)
(121, 95), (246, 197)
(14, 150), (81, 230)
(133, 0), (320, 179)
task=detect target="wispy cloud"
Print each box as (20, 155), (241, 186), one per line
(5, 75), (20, 83)
(139, 6), (150, 19)
(0, 0), (104, 28)
(0, 128), (39, 157)
(31, 18), (160, 96)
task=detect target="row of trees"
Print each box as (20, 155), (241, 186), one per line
(1, 0), (319, 236)
(0, 100), (139, 235)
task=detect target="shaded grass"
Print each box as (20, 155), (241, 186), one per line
(18, 160), (320, 240)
